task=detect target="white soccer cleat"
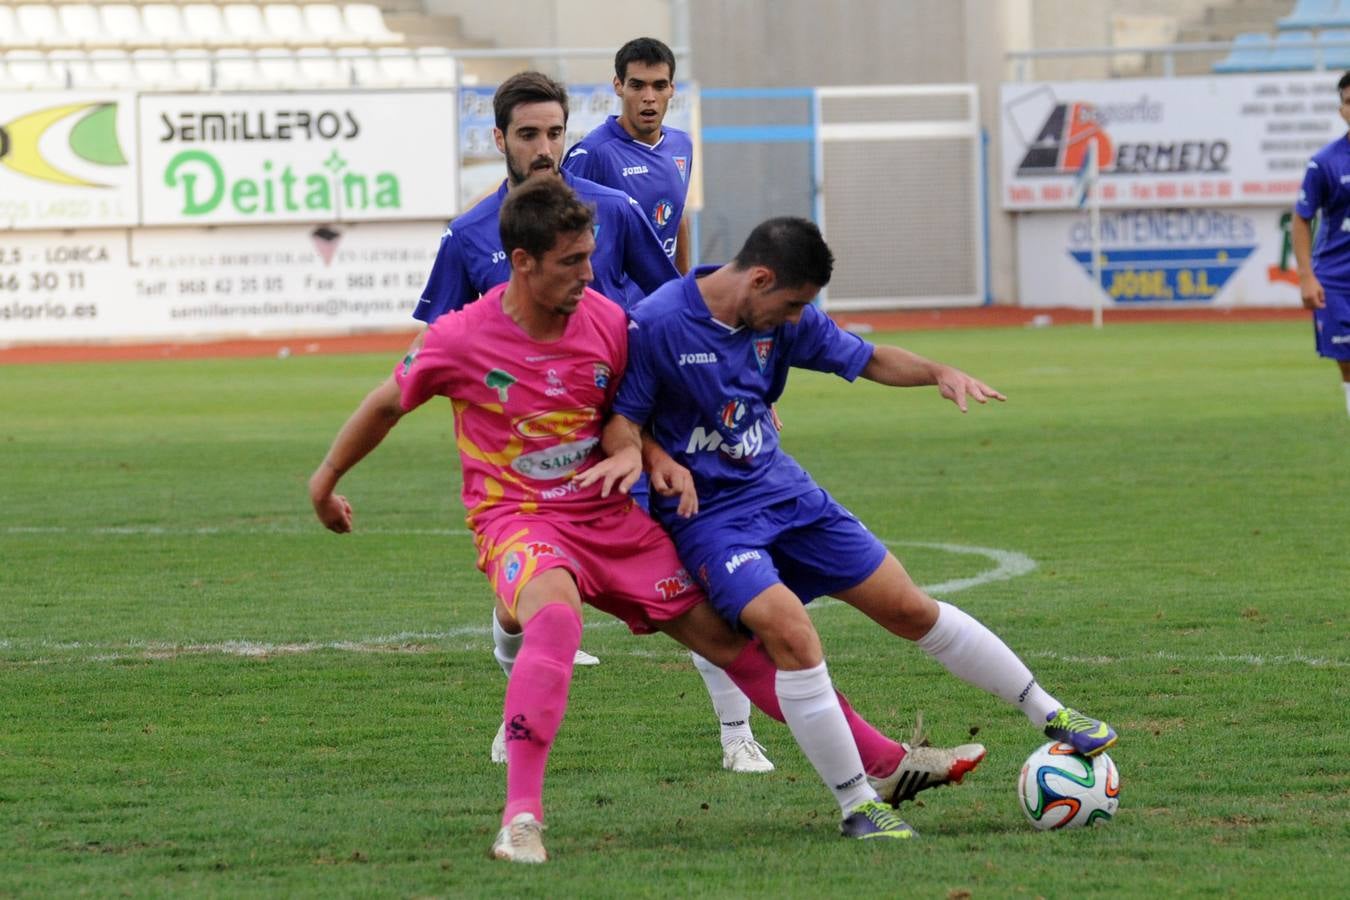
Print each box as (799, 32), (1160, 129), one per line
(490, 720), (507, 764)
(572, 648), (600, 666)
(722, 737), (775, 773)
(489, 812), (547, 863)
(867, 741), (986, 806)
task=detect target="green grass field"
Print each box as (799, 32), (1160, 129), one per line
(2, 320), (1346, 897)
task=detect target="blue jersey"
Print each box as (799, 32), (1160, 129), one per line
(562, 116), (694, 266)
(1295, 135), (1350, 289)
(613, 267), (875, 531)
(413, 170), (678, 323)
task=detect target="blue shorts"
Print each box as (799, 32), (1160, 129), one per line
(1315, 287), (1350, 361)
(671, 487), (888, 626)
(630, 473), (650, 513)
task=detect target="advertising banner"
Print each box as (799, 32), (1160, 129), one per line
(0, 92), (139, 229)
(1001, 73), (1343, 210)
(139, 91), (458, 226)
(0, 221), (440, 342)
(1016, 207), (1304, 308)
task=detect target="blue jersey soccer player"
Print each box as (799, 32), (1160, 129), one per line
(1292, 70), (1350, 418)
(407, 72), (738, 770)
(312, 179), (971, 858)
(562, 37), (695, 282)
(561, 37), (770, 775)
(413, 72), (677, 325)
(609, 217), (1119, 767)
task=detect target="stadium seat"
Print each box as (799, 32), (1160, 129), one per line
(1318, 28), (1350, 67)
(375, 47), (419, 85)
(344, 4), (404, 45)
(415, 47), (458, 85)
(297, 47), (351, 87)
(69, 49), (136, 88)
(101, 5), (152, 49)
(0, 7), (31, 50)
(181, 4), (232, 48)
(98, 4), (151, 47)
(171, 48), (215, 89)
(58, 5), (108, 49)
(16, 5), (66, 48)
(256, 49), (304, 85)
(132, 48), (187, 89)
(337, 46), (384, 85)
(1212, 32), (1276, 72)
(1269, 30), (1318, 70)
(4, 50), (68, 89)
(1279, 0), (1342, 30)
(262, 4), (309, 47)
(140, 5), (192, 49)
(214, 49), (266, 89)
(221, 5), (271, 47)
(303, 4), (362, 46)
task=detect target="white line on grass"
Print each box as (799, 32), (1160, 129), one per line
(6, 536), (1033, 662)
(8, 530), (1342, 669)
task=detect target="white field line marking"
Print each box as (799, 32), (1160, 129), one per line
(807, 540), (1037, 609)
(2, 534), (1030, 660)
(6, 529), (1343, 668)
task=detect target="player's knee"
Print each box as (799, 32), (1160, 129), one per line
(754, 620), (822, 670)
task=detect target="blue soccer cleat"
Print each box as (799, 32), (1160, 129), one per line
(1044, 707), (1117, 757)
(839, 799), (917, 840)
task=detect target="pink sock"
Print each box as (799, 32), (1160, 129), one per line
(723, 638), (904, 777)
(502, 603), (582, 825)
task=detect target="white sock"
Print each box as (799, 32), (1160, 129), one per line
(492, 610), (523, 679)
(1342, 381), (1350, 417)
(775, 663), (875, 814)
(916, 601), (1061, 726)
(690, 652), (755, 748)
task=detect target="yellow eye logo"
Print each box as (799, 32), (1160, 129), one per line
(0, 102), (127, 188)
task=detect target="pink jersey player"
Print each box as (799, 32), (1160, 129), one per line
(394, 281), (700, 631)
(309, 177), (964, 864)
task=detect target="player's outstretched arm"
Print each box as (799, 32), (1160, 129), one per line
(862, 344), (1006, 413)
(576, 413), (644, 498)
(308, 375), (407, 533)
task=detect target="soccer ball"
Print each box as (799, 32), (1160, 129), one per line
(1018, 741), (1119, 830)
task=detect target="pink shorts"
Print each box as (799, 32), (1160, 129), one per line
(474, 503), (704, 634)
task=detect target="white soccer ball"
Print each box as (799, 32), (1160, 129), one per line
(1018, 741), (1119, 830)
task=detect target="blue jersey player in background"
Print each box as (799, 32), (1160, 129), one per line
(413, 71), (677, 325)
(607, 218), (1119, 812)
(424, 72), (744, 770)
(563, 37), (695, 283)
(564, 38), (773, 775)
(1292, 70), (1350, 419)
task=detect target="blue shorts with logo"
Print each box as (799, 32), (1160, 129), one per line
(1315, 286), (1350, 360)
(669, 486), (889, 627)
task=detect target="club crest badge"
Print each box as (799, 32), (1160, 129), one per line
(753, 337), (773, 373)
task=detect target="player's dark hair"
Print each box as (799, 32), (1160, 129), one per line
(494, 71), (569, 131)
(615, 37), (676, 82)
(499, 178), (595, 260)
(1339, 71), (1350, 93)
(732, 217), (834, 289)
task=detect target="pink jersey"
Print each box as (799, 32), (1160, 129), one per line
(394, 283), (630, 531)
